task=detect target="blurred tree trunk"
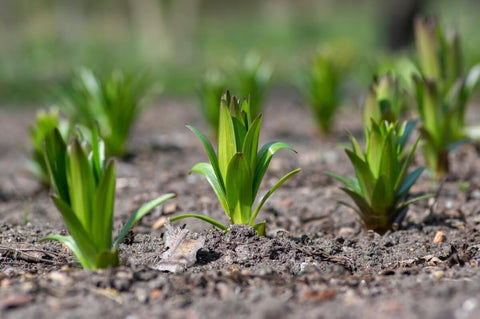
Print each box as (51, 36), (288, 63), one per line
(128, 0), (172, 62)
(56, 0), (84, 47)
(128, 0), (200, 64)
(381, 0), (428, 51)
(170, 0), (200, 64)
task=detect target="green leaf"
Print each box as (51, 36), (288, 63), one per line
(345, 149), (375, 203)
(91, 124), (102, 183)
(95, 249), (119, 269)
(326, 171), (360, 193)
(231, 116), (247, 152)
(170, 214), (228, 231)
(394, 136), (420, 190)
(396, 167), (425, 199)
(415, 17), (441, 80)
(242, 115), (262, 171)
(366, 122), (384, 178)
(42, 234), (94, 269)
(114, 193), (175, 248)
(250, 168), (301, 225)
(254, 141), (295, 199)
(347, 133), (365, 161)
(363, 84), (380, 127)
(397, 193), (434, 211)
(338, 187), (373, 219)
(43, 128), (69, 203)
(218, 98), (237, 180)
(186, 125), (224, 192)
(370, 176), (394, 217)
(464, 63), (480, 98)
(50, 195), (98, 266)
(92, 160), (116, 251)
(190, 162), (229, 216)
(422, 80), (443, 147)
(225, 153), (253, 224)
(66, 139), (95, 232)
(253, 221), (266, 236)
(378, 128), (397, 188)
(398, 120), (417, 151)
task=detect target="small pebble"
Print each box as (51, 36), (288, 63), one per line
(432, 271), (444, 279)
(433, 231), (446, 244)
(163, 203), (177, 215)
(152, 216), (166, 230)
(282, 198), (293, 208)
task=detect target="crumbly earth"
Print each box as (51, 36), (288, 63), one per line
(1, 95), (480, 319)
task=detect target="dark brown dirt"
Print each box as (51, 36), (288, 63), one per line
(1, 96), (480, 319)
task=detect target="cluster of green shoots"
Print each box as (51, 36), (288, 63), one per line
(25, 17), (480, 272)
(56, 68), (161, 157)
(234, 52), (273, 119)
(302, 44), (353, 133)
(362, 74), (409, 130)
(27, 108), (69, 186)
(198, 70), (227, 135)
(329, 120), (432, 234)
(171, 91), (300, 235)
(197, 53), (273, 136)
(413, 17), (480, 179)
(42, 126), (174, 269)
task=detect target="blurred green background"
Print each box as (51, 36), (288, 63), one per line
(1, 0), (479, 105)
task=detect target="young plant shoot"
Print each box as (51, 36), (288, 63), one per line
(27, 108), (69, 186)
(234, 52), (273, 119)
(363, 74), (409, 129)
(171, 91), (300, 235)
(198, 69), (228, 136)
(328, 121), (432, 234)
(303, 51), (341, 133)
(57, 68), (161, 157)
(414, 17), (480, 178)
(42, 126), (174, 269)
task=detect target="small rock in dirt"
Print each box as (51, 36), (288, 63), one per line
(235, 245), (251, 263)
(113, 271), (133, 292)
(432, 270), (444, 279)
(471, 189), (480, 199)
(48, 271), (73, 286)
(163, 203), (177, 215)
(216, 282), (233, 300)
(152, 216), (167, 230)
(433, 231), (447, 244)
(149, 289), (162, 300)
(0, 294), (31, 310)
(282, 198), (293, 208)
(301, 288), (336, 302)
(151, 223), (205, 273)
(135, 288), (150, 303)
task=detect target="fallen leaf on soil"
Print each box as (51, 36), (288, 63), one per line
(433, 231), (446, 243)
(152, 216), (167, 230)
(0, 294), (31, 309)
(151, 223), (205, 273)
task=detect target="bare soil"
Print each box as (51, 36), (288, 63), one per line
(1, 95), (480, 319)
